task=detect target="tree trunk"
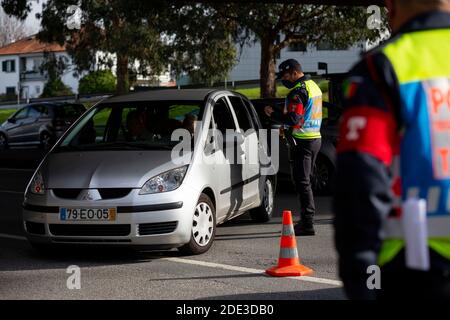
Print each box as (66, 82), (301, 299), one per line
(116, 53), (129, 95)
(260, 35), (277, 98)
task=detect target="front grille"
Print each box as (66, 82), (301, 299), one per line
(25, 221), (45, 235)
(52, 188), (132, 200)
(138, 221), (178, 236)
(98, 188), (131, 199)
(49, 224), (131, 237)
(52, 238), (132, 243)
(53, 189), (81, 199)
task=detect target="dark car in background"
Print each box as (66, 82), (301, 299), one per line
(251, 73), (346, 195)
(0, 102), (86, 150)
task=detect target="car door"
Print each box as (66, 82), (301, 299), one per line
(226, 95), (261, 208)
(22, 105), (42, 143)
(6, 107), (29, 143)
(207, 96), (244, 221)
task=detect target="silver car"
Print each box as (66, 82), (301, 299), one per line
(23, 89), (276, 255)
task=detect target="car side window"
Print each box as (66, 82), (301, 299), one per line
(92, 108), (113, 142)
(40, 105), (49, 117)
(227, 96), (253, 132)
(212, 97), (236, 135)
(57, 104), (85, 118)
(14, 107), (29, 120)
(28, 106), (41, 119)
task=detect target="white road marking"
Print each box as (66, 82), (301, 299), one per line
(0, 233), (342, 287)
(0, 233), (27, 241)
(164, 257), (342, 287)
(0, 190), (23, 194)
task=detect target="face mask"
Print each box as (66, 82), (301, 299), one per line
(282, 80), (295, 89)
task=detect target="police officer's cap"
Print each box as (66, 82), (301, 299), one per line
(277, 59), (302, 79)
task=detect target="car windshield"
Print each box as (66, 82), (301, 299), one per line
(57, 100), (203, 151)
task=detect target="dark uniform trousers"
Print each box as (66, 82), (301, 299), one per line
(291, 138), (322, 223)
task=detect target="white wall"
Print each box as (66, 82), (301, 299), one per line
(0, 55), (19, 96)
(56, 52), (82, 94)
(20, 80), (44, 99)
(228, 41), (365, 82)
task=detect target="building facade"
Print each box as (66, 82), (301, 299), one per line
(0, 35), (80, 100)
(229, 40), (366, 82)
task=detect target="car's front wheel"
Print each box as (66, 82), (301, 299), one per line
(0, 133), (8, 150)
(179, 193), (216, 255)
(249, 177), (274, 223)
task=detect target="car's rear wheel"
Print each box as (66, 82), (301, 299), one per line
(179, 193), (216, 255)
(312, 155), (334, 195)
(0, 133), (8, 150)
(250, 177), (274, 223)
(40, 132), (54, 150)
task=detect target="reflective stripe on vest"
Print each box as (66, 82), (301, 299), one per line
(378, 28), (450, 266)
(379, 217), (450, 265)
(289, 80), (322, 139)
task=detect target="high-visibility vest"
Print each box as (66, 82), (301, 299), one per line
(378, 28), (450, 266)
(287, 80), (322, 140)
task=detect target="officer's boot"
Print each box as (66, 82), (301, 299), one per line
(294, 215), (315, 236)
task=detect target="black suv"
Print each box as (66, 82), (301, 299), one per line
(0, 102), (86, 150)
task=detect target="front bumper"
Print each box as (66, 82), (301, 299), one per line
(22, 186), (199, 248)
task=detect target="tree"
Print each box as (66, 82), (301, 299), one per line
(0, 7), (29, 47)
(164, 4), (238, 86)
(78, 70), (116, 94)
(0, 0), (30, 20)
(1, 1), (240, 91)
(214, 3), (388, 97)
(32, 0), (170, 95)
(39, 51), (73, 97)
(2, 1), (388, 97)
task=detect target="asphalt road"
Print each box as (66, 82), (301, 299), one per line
(0, 161), (345, 300)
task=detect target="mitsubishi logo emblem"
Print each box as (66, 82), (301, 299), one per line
(83, 191), (94, 201)
(78, 189), (101, 201)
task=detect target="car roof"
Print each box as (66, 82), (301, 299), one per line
(103, 89), (216, 104)
(26, 102), (84, 108)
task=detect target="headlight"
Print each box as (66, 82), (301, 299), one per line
(139, 166), (188, 195)
(29, 171), (46, 195)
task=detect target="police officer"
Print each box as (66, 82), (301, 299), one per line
(265, 59), (322, 236)
(334, 0), (450, 299)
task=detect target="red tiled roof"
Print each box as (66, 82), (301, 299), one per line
(0, 36), (66, 56)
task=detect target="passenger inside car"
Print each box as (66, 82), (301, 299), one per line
(126, 109), (153, 141)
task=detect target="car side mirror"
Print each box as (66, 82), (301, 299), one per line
(7, 118), (16, 124)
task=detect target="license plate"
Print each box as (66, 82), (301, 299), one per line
(59, 208), (116, 221)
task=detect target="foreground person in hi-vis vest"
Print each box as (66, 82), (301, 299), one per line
(334, 0), (450, 300)
(265, 59), (322, 236)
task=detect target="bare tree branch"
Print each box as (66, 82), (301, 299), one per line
(0, 8), (30, 47)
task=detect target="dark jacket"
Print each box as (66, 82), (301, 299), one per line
(334, 10), (450, 300)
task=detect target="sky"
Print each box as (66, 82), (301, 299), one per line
(24, 0), (45, 34)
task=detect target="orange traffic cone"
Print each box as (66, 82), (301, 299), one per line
(266, 210), (314, 277)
